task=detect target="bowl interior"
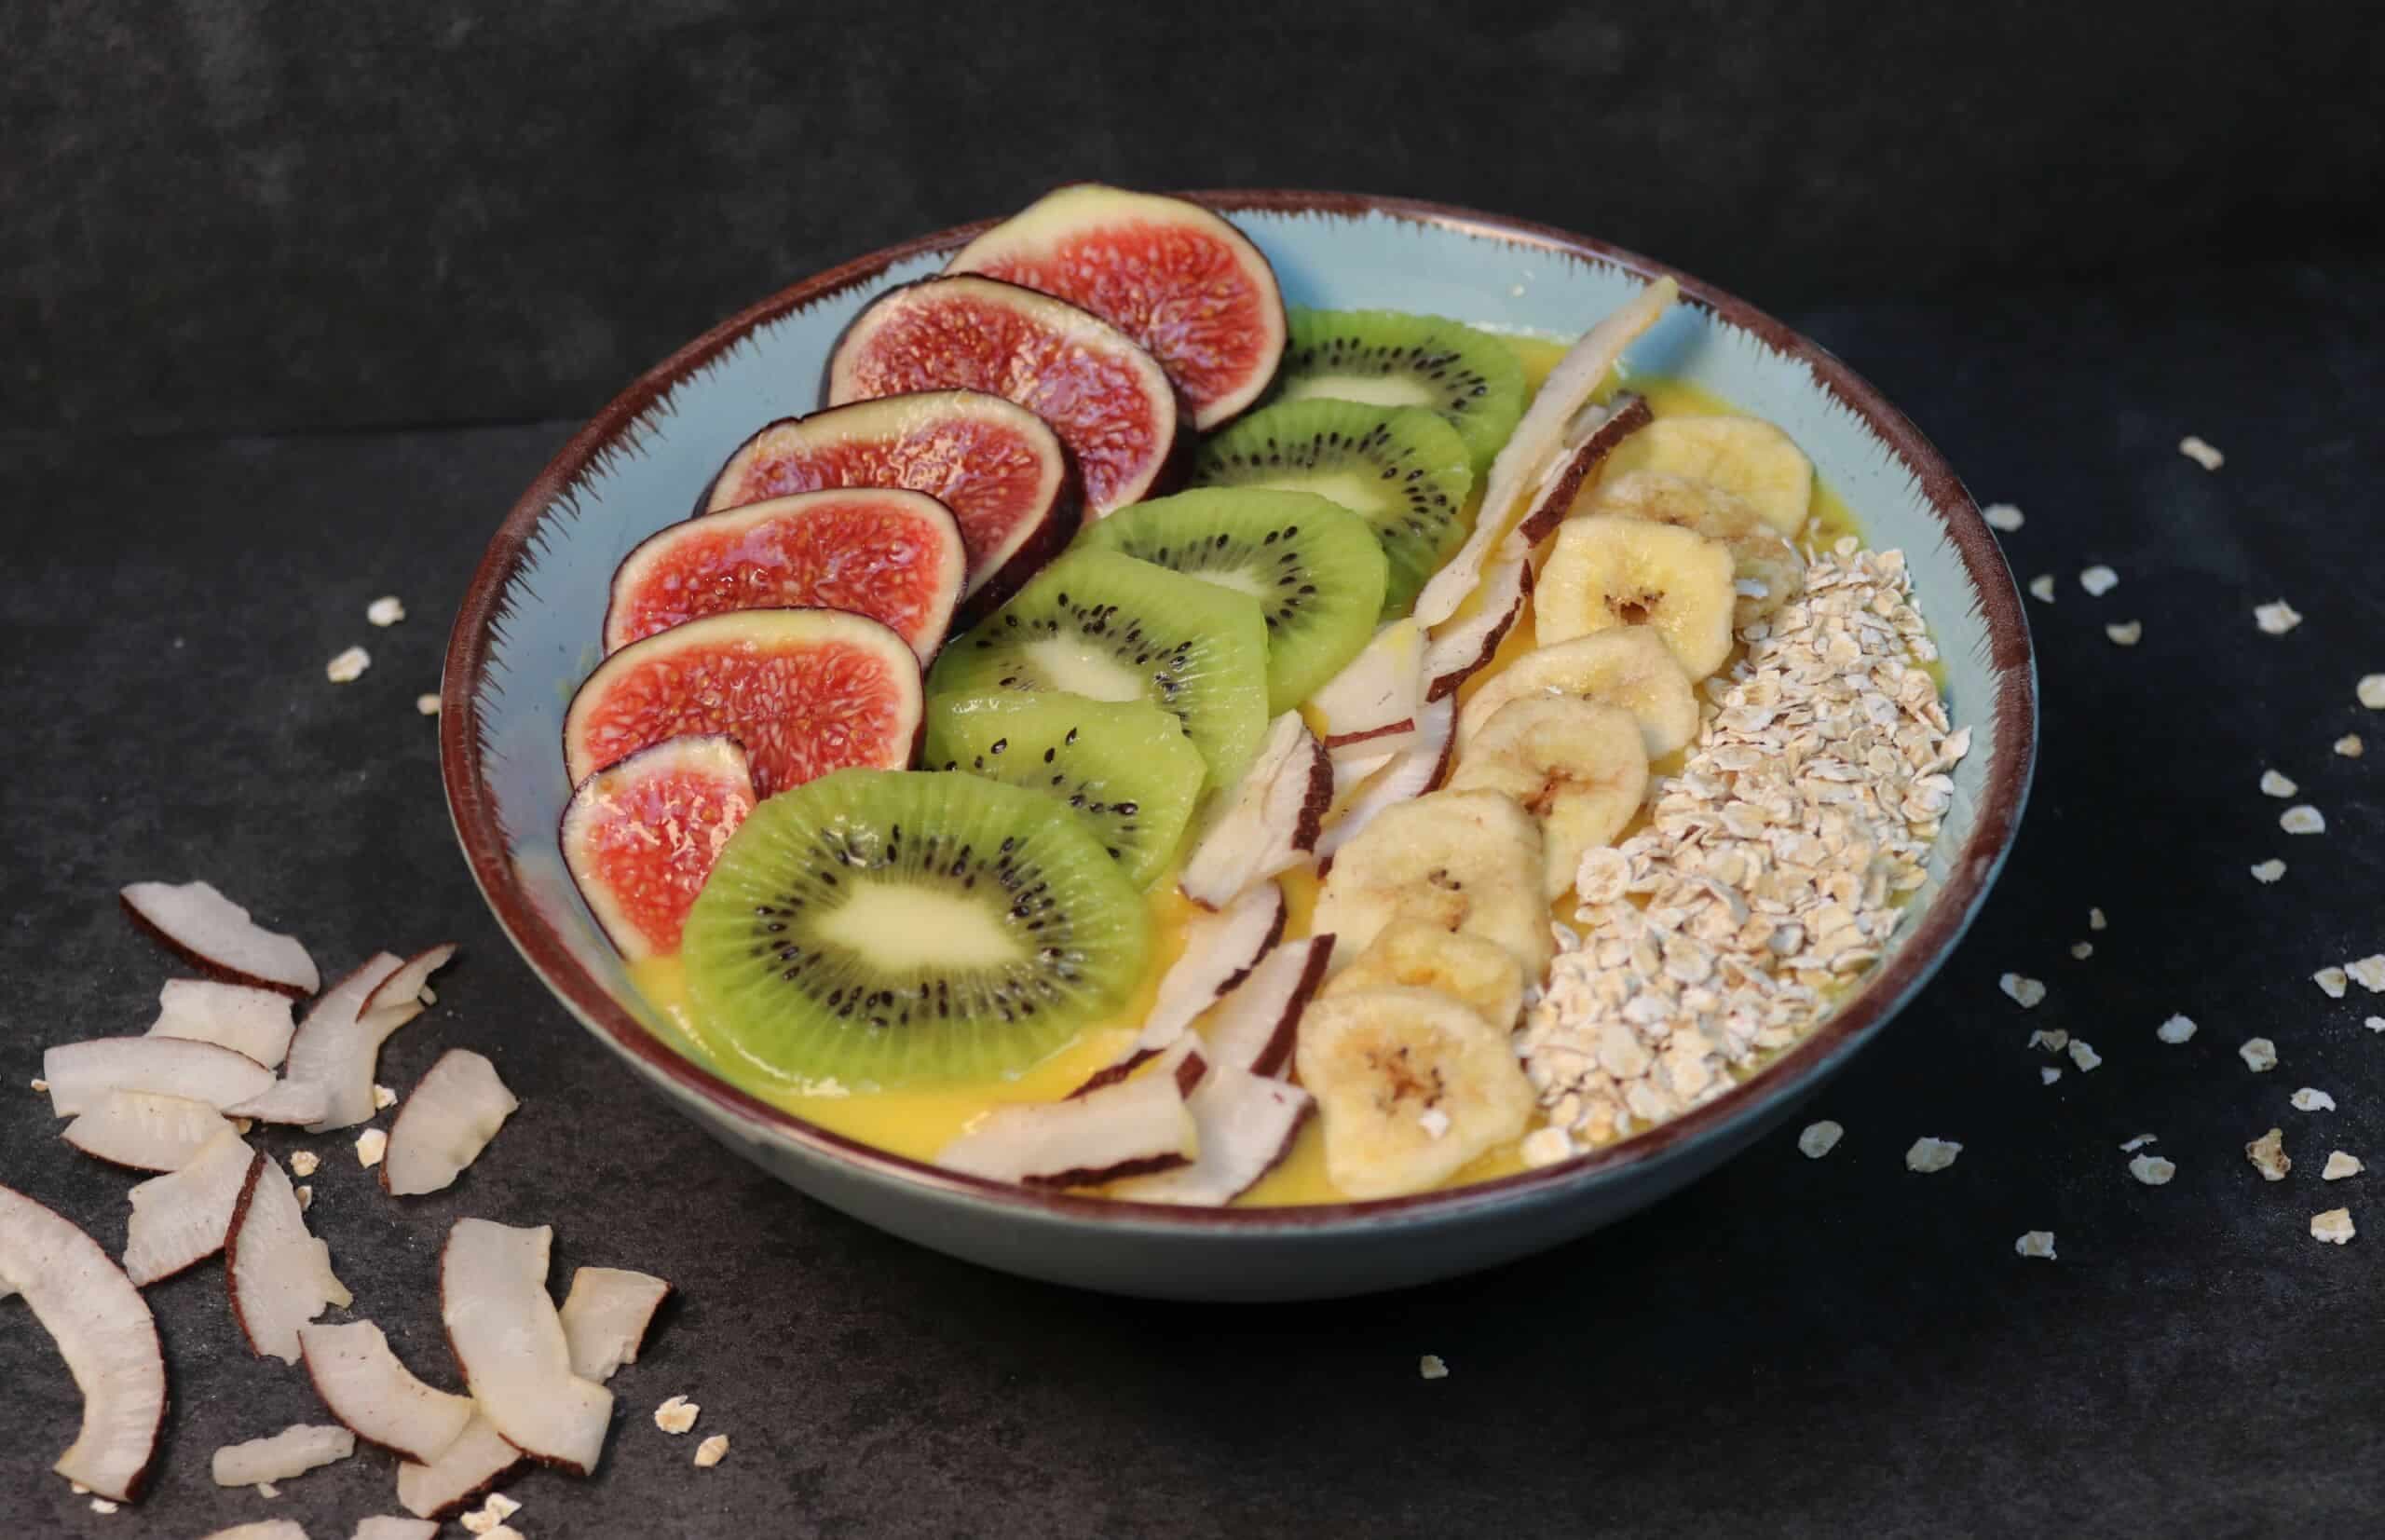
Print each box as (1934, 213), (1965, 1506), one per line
(443, 194), (2031, 1228)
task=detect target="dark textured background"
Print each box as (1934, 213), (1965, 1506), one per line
(6, 5), (2385, 1536)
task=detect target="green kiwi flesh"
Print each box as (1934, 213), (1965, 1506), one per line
(1275, 307), (1527, 476)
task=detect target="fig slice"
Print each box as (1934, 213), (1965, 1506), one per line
(1198, 934), (1335, 1079)
(441, 1219), (614, 1476)
(1502, 393), (1656, 555)
(1310, 620), (1425, 758)
(273, 952), (419, 1133)
(558, 1266), (674, 1383)
(0, 1183), (168, 1502)
(936, 1067), (1197, 1188)
(560, 735), (758, 964)
(946, 184), (1287, 431)
(1111, 1063), (1314, 1206)
(147, 978), (298, 1067)
(827, 275), (1184, 518)
(1177, 713), (1331, 909)
(225, 1149), (353, 1363)
(563, 607), (924, 798)
(123, 1127), (254, 1285)
(394, 1414), (525, 1520)
(1412, 276), (1679, 627)
(1315, 696), (1456, 868)
(605, 489), (965, 665)
(211, 1422), (356, 1486)
(299, 1319), (476, 1464)
(699, 391), (1079, 622)
(62, 1089), (234, 1171)
(119, 879), (320, 995)
(1423, 554), (1534, 702)
(43, 1036), (275, 1118)
(381, 1049), (519, 1197)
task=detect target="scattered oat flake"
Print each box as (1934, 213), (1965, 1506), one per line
(2324, 1152), (2363, 1181)
(326, 646), (372, 683)
(30, 1077), (48, 1093)
(2240, 1038), (2279, 1072)
(2129, 1153), (2176, 1186)
(2250, 859), (2287, 883)
(2280, 805), (2325, 835)
(2028, 574), (2056, 603)
(416, 693), (443, 716)
(374, 1083), (399, 1111)
(289, 1150), (320, 1178)
(654, 1395), (700, 1435)
(2329, 733), (2362, 760)
(1797, 1121), (1844, 1159)
(2156, 1014), (2198, 1044)
(1905, 1137), (1962, 1173)
(90, 1498), (117, 1514)
(355, 1127), (388, 1167)
(2040, 1067), (2062, 1085)
(366, 595), (406, 627)
(2028, 1029), (2070, 1053)
(462, 1492), (525, 1535)
(2089, 906), (2107, 932)
(2292, 1087), (2337, 1112)
(2346, 956), (2385, 994)
(2361, 675), (2385, 710)
(2067, 1039), (2103, 1072)
(2253, 600), (2303, 635)
(2247, 1127), (2291, 1180)
(2311, 1207), (2356, 1246)
(2178, 434), (2225, 470)
(693, 1434), (729, 1468)
(2070, 941), (2093, 961)
(1419, 1354), (1450, 1381)
(2079, 565), (2119, 596)
(2120, 1134), (2158, 1152)
(2315, 967), (2349, 1000)
(1983, 502), (2024, 531)
(2259, 770), (2298, 798)
(2014, 1231), (2056, 1260)
(2369, 1017), (2385, 1033)
(2104, 620), (2142, 647)
(1999, 974), (2046, 1009)
(258, 1480), (279, 1498)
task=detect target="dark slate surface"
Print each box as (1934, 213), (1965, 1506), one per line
(3, 260), (2383, 1537)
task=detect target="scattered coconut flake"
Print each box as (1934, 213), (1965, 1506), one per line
(225, 1152), (352, 1362)
(1797, 1121), (1844, 1159)
(2360, 674), (2385, 710)
(367, 596), (406, 627)
(693, 1434), (729, 1468)
(2014, 1231), (2056, 1260)
(2078, 565), (2119, 596)
(2129, 1153), (2176, 1186)
(2067, 1040), (2103, 1071)
(2253, 600), (2303, 635)
(122, 1128), (253, 1285)
(2240, 1038), (2279, 1072)
(2250, 859), (2287, 883)
(2178, 434), (2224, 470)
(2040, 1067), (2062, 1085)
(1999, 974), (2046, 1009)
(2156, 1014), (2198, 1044)
(2028, 1029), (2070, 1053)
(1519, 1125), (1575, 1168)
(559, 1266), (673, 1383)
(416, 693), (443, 716)
(442, 1220), (612, 1475)
(211, 1423), (355, 1486)
(2259, 769), (2298, 797)
(44, 1035), (276, 1118)
(148, 979), (299, 1067)
(2120, 1134), (2158, 1152)
(2337, 734), (2365, 758)
(63, 1089), (235, 1172)
(356, 1127), (388, 1167)
(2347, 956), (2385, 994)
(2089, 907), (2107, 931)
(2292, 1087), (2337, 1112)
(1982, 502), (2024, 531)
(383, 1050), (519, 1197)
(198, 1525), (307, 1540)
(1905, 1138), (1962, 1174)
(2247, 1127), (2291, 1180)
(357, 1520), (442, 1540)
(2027, 574), (2056, 604)
(1418, 1354), (1449, 1380)
(120, 879), (320, 995)
(2070, 941), (2094, 961)
(2104, 620), (2142, 647)
(290, 1150), (320, 1177)
(298, 1319), (475, 1465)
(2311, 1207), (2356, 1246)
(654, 1395), (700, 1435)
(327, 646), (373, 683)
(394, 1414), (522, 1522)
(2315, 967), (2349, 999)
(2280, 805), (2324, 835)
(2324, 1152), (2363, 1181)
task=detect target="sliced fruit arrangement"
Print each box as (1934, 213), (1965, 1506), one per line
(1581, 469), (1806, 628)
(698, 390), (1078, 619)
(828, 275), (1183, 517)
(1455, 627), (1700, 758)
(1078, 487), (1387, 713)
(922, 692), (1206, 890)
(603, 489), (964, 664)
(564, 607), (923, 798)
(682, 769), (1152, 1091)
(1192, 397), (1473, 618)
(561, 735), (759, 962)
(1599, 414), (1813, 537)
(1311, 787), (1553, 987)
(1534, 513), (1737, 680)
(1296, 988), (1535, 1200)
(1445, 697), (1650, 899)
(1274, 307), (1527, 475)
(946, 184), (1288, 431)
(926, 547), (1270, 791)
(1176, 712), (1329, 908)
(1325, 920), (1525, 1034)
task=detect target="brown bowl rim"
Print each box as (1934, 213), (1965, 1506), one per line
(441, 188), (2036, 1233)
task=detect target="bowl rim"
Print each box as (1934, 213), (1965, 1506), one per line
(441, 188), (2036, 1233)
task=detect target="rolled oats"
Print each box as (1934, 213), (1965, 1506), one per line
(1983, 502), (2024, 531)
(2250, 859), (2287, 883)
(2067, 1040), (2103, 1072)
(2178, 435), (2225, 470)
(2128, 1153), (2176, 1186)
(2324, 1152), (2363, 1181)
(366, 595), (406, 627)
(2247, 1127), (2291, 1180)
(2014, 1231), (2056, 1260)
(2104, 620), (2142, 647)
(2254, 600), (2303, 635)
(2314, 966), (2349, 999)
(2360, 675), (2385, 710)
(2259, 769), (2297, 798)
(2292, 1087), (2337, 1112)
(2345, 956), (2385, 994)
(2028, 574), (2056, 604)
(2240, 1038), (2279, 1072)
(2001, 974), (2047, 1009)
(2079, 565), (2119, 596)
(1419, 1354), (1450, 1380)
(2156, 1014), (2198, 1044)
(1797, 1121), (1844, 1159)
(325, 646), (371, 684)
(2089, 906), (2107, 931)
(2070, 941), (2094, 961)
(2336, 734), (2364, 757)
(2280, 805), (2325, 835)
(1906, 1137), (1963, 1173)
(2310, 1208), (2356, 1246)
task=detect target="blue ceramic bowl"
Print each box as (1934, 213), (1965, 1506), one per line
(442, 192), (2035, 1301)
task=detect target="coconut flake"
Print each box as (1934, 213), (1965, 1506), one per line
(1111, 1063), (1314, 1206)
(1315, 695), (1456, 865)
(354, 1519), (441, 1540)
(1129, 882), (1286, 1056)
(693, 1434), (729, 1468)
(120, 880), (320, 995)
(383, 1050), (519, 1196)
(63, 1090), (234, 1171)
(199, 1524), (311, 1540)
(299, 1319), (475, 1463)
(226, 1151), (352, 1362)
(41, 1036), (274, 1119)
(1195, 934), (1334, 1078)
(1177, 714), (1329, 908)
(121, 1128), (254, 1285)
(148, 979), (299, 1067)
(362, 944), (457, 1016)
(441, 1220), (613, 1475)
(211, 1423), (355, 1486)
(1310, 620), (1425, 755)
(1422, 555), (1533, 702)
(395, 1415), (525, 1520)
(279, 953), (421, 1132)
(0, 1184), (167, 1502)
(559, 1267), (674, 1383)
(938, 1070), (1197, 1188)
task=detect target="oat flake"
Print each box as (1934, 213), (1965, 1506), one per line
(2079, 565), (2119, 596)
(416, 693), (443, 716)
(2292, 1087), (2337, 1112)
(2247, 1127), (2291, 1180)
(2360, 675), (2385, 710)
(2068, 1040), (2103, 1071)
(1797, 1121), (1844, 1159)
(655, 1395), (700, 1435)
(289, 1150), (320, 1178)
(2070, 941), (2093, 961)
(2120, 1134), (2158, 1152)
(1520, 1126), (1574, 1167)
(2156, 1014), (2198, 1044)
(2337, 734), (2365, 757)
(1419, 1354), (1450, 1381)
(2040, 1067), (2062, 1085)
(2254, 600), (2304, 635)
(1906, 1137), (1963, 1173)
(2344, 956), (2385, 993)
(2250, 859), (2287, 883)
(2000, 974), (2047, 1009)
(2241, 1038), (2279, 1072)
(693, 1434), (729, 1468)
(2028, 574), (2056, 603)
(1983, 502), (2024, 531)
(2310, 1208), (2356, 1246)
(2089, 906), (2107, 931)
(2324, 1152), (2364, 1181)
(355, 1127), (388, 1167)
(366, 595), (406, 627)
(2259, 769), (2297, 798)
(2014, 1231), (2056, 1260)
(325, 646), (371, 684)
(2280, 805), (2325, 835)
(2178, 435), (2225, 470)
(2105, 620), (2142, 647)
(2129, 1154), (2176, 1186)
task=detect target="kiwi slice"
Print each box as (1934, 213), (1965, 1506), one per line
(923, 693), (1206, 889)
(683, 769), (1151, 1091)
(1077, 488), (1387, 713)
(1190, 399), (1473, 620)
(928, 547), (1270, 790)
(1275, 308), (1528, 476)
